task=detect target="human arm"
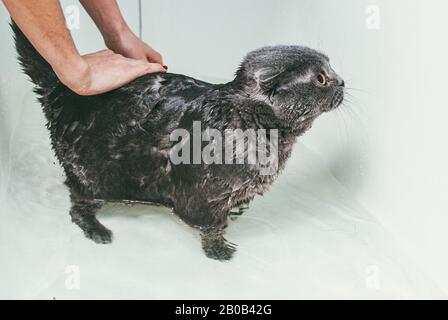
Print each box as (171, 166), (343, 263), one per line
(80, 0), (166, 67)
(2, 0), (165, 96)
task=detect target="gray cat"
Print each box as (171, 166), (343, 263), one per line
(12, 21), (344, 260)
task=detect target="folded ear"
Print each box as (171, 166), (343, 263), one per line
(253, 67), (285, 94)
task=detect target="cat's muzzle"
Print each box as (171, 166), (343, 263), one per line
(330, 90), (344, 109)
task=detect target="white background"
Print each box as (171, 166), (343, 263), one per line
(1, 0), (447, 299)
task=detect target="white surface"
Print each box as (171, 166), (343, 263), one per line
(1, 0), (447, 299)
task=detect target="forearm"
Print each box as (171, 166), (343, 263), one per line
(79, 0), (132, 46)
(3, 0), (164, 95)
(2, 0), (86, 75)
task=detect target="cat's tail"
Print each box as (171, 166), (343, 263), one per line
(11, 20), (59, 94)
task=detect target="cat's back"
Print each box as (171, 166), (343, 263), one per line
(48, 73), (215, 143)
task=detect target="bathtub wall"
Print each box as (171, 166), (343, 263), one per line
(1, 0), (448, 293)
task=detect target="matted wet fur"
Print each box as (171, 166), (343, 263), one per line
(12, 21), (344, 260)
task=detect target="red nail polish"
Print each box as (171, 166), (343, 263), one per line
(163, 65), (168, 70)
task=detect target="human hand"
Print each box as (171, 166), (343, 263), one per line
(104, 29), (167, 69)
(55, 49), (166, 96)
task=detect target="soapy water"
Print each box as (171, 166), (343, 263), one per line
(0, 93), (443, 299)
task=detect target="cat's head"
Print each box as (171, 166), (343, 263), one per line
(236, 45), (344, 130)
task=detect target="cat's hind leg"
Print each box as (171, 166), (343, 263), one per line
(69, 196), (113, 244)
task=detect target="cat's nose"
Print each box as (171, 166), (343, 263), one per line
(334, 76), (345, 87)
(330, 76), (344, 87)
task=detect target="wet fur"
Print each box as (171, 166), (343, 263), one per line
(12, 21), (344, 260)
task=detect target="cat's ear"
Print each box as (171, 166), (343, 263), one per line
(253, 67), (284, 93)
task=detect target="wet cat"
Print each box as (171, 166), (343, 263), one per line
(12, 21), (344, 260)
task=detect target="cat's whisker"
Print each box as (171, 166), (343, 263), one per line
(342, 100), (368, 128)
(335, 106), (351, 144)
(342, 94), (367, 118)
(345, 87), (368, 93)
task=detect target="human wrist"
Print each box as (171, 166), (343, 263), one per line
(103, 25), (136, 51)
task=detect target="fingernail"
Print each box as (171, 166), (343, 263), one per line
(163, 65), (168, 70)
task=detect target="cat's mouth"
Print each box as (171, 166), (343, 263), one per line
(323, 89), (344, 112)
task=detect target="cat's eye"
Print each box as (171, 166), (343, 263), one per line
(316, 72), (328, 86)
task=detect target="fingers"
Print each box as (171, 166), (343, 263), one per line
(74, 51), (167, 96)
(147, 52), (164, 65)
(93, 51), (166, 75)
(147, 54), (168, 71)
(135, 60), (166, 77)
(146, 62), (167, 73)
(123, 58), (166, 80)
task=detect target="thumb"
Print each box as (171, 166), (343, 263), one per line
(145, 62), (167, 74)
